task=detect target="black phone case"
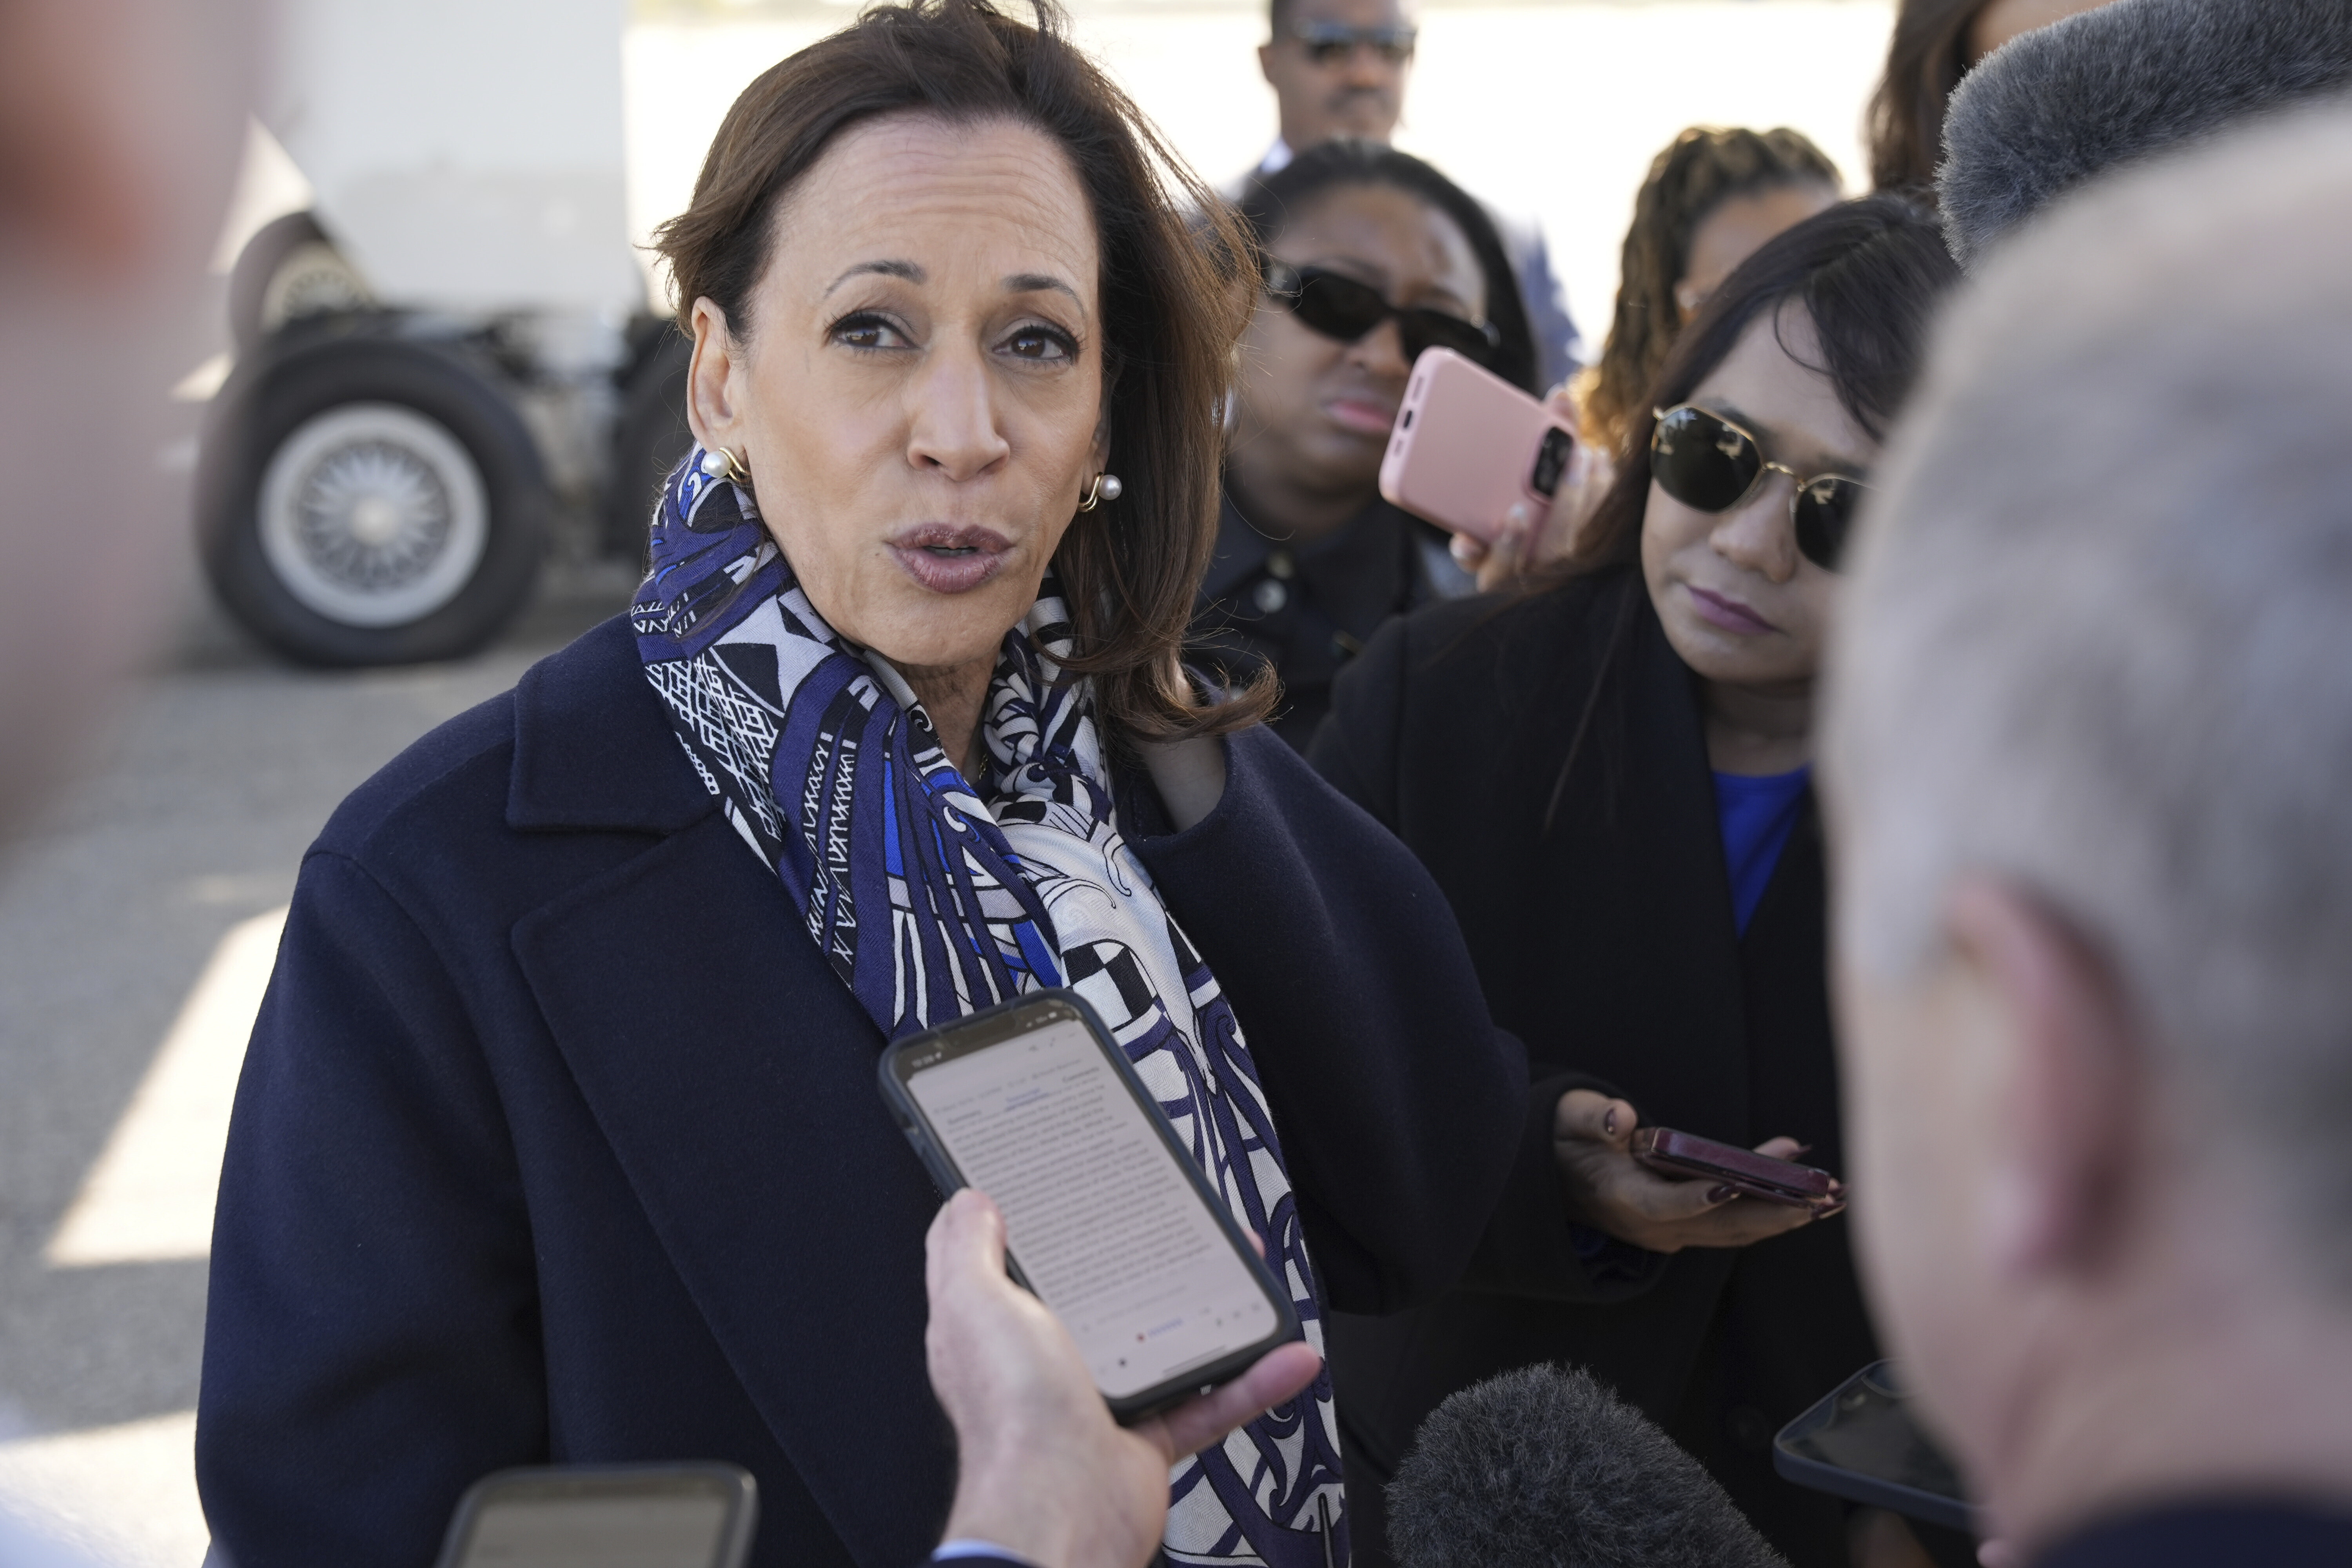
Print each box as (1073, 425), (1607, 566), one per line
(877, 988), (1304, 1424)
(1773, 1362), (1974, 1534)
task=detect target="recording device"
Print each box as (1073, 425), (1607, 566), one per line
(433, 1464), (757, 1568)
(1379, 347), (1576, 544)
(878, 990), (1301, 1422)
(1630, 1126), (1840, 1210)
(1387, 1363), (1788, 1568)
(1939, 0), (2352, 266)
(1774, 1362), (1974, 1535)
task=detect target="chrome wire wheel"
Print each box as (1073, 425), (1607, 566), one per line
(256, 402), (490, 628)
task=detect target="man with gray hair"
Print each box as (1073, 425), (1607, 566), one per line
(1822, 101), (2352, 1565)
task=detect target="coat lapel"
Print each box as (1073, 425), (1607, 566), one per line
(1536, 582), (1752, 1143)
(505, 619), (954, 1568)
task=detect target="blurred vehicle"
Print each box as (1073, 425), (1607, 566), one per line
(199, 0), (693, 664)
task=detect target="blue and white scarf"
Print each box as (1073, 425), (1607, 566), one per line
(631, 454), (1348, 1567)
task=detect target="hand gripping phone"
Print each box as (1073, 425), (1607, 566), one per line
(1631, 1125), (1840, 1209)
(878, 990), (1303, 1423)
(433, 1463), (758, 1568)
(1775, 1361), (1975, 1534)
(1379, 346), (1576, 543)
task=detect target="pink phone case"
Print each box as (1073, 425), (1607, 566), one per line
(1379, 347), (1575, 543)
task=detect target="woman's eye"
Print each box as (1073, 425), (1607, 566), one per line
(1001, 325), (1077, 362)
(831, 313), (905, 350)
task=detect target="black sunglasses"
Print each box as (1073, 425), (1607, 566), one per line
(1291, 20), (1417, 64)
(1649, 403), (1869, 571)
(1265, 262), (1501, 369)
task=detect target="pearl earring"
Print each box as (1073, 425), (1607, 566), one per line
(1077, 472), (1123, 512)
(699, 447), (751, 486)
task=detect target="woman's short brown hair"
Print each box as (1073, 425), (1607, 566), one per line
(654, 0), (1265, 743)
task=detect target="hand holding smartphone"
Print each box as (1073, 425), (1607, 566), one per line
(1631, 1125), (1843, 1211)
(879, 991), (1302, 1423)
(1380, 347), (1576, 544)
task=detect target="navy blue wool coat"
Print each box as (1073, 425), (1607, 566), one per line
(195, 616), (1526, 1568)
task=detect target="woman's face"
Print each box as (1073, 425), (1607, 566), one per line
(1231, 183), (1484, 497)
(686, 113), (1106, 676)
(1640, 304), (1874, 696)
(1675, 181), (1838, 322)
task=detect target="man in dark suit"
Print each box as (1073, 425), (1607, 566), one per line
(1239, 0), (1580, 390)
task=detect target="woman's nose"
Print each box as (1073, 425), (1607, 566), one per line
(1345, 317), (1413, 380)
(1711, 477), (1800, 583)
(905, 350), (1013, 482)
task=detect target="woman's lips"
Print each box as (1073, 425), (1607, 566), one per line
(1324, 395), (1400, 436)
(1686, 584), (1780, 636)
(889, 524), (1013, 595)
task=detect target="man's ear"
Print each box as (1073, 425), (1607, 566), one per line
(1944, 877), (2142, 1280)
(686, 298), (746, 454)
(1258, 41), (1280, 88)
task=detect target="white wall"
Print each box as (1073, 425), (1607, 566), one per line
(623, 2), (1896, 348)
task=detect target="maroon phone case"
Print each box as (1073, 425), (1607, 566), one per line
(1632, 1127), (1839, 1208)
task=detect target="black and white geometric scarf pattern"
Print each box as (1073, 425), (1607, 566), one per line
(631, 453), (1348, 1566)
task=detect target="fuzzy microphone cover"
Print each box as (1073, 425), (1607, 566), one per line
(1938, 0), (2352, 268)
(1385, 1363), (1789, 1568)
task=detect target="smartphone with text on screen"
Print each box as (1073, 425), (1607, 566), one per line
(878, 990), (1303, 1423)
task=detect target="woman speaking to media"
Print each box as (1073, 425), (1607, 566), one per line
(1311, 198), (1961, 1567)
(192, 5), (1523, 1564)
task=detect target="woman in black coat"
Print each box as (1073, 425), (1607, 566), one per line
(1187, 142), (1537, 747)
(1308, 200), (1962, 1568)
(193, 7), (1523, 1566)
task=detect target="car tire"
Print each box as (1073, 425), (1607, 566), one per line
(227, 211), (374, 352)
(198, 331), (549, 666)
(604, 324), (695, 561)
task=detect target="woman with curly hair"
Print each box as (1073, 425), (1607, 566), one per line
(1461, 127), (1837, 588)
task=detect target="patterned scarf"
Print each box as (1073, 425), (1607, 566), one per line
(631, 454), (1348, 1566)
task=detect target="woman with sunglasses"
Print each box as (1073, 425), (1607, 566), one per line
(1309, 197), (1962, 1568)
(1188, 139), (1537, 744)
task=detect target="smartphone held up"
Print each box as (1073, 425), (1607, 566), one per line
(878, 991), (1303, 1423)
(1380, 348), (1576, 544)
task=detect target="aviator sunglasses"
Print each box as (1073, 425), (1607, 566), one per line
(1266, 261), (1502, 369)
(1291, 20), (1417, 64)
(1649, 403), (1869, 570)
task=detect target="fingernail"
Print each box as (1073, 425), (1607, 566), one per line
(1705, 1185), (1737, 1205)
(1792, 1143), (1813, 1158)
(1602, 1107), (1618, 1137)
(1814, 1201), (1846, 1218)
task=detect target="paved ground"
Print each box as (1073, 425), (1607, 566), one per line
(0, 563), (636, 1564)
(0, 3), (1894, 1560)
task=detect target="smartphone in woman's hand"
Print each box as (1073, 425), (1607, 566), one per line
(1380, 347), (1575, 543)
(1631, 1126), (1841, 1209)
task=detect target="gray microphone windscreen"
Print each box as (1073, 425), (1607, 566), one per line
(1939, 0), (2352, 268)
(1385, 1364), (1788, 1568)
